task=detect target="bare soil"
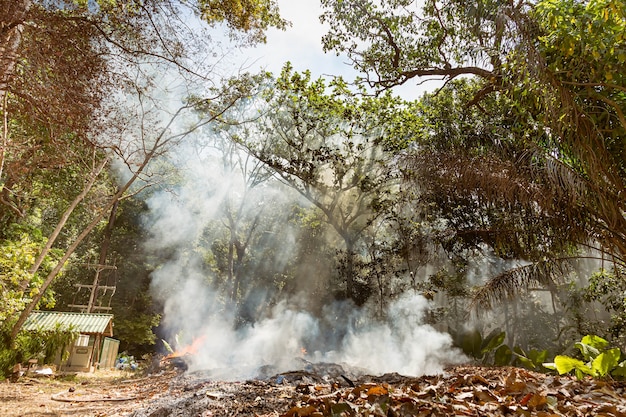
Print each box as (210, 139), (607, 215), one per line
(0, 369), (177, 417)
(2, 364), (626, 417)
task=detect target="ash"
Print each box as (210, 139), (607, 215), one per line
(128, 360), (374, 417)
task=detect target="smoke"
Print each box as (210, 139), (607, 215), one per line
(324, 293), (461, 376)
(117, 40), (465, 379)
(142, 132), (464, 378)
(153, 266), (462, 379)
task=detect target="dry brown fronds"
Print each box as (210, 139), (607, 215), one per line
(471, 258), (572, 310)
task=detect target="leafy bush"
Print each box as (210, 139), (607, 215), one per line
(544, 335), (626, 379)
(565, 267), (626, 347)
(0, 323), (77, 379)
(455, 328), (549, 370)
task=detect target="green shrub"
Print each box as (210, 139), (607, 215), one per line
(0, 323), (77, 379)
(544, 335), (626, 379)
(455, 328), (549, 370)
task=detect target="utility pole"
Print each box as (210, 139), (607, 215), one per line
(67, 263), (117, 312)
(68, 199), (119, 313)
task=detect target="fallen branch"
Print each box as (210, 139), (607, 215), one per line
(51, 391), (136, 402)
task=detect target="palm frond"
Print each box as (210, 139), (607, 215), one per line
(471, 258), (572, 310)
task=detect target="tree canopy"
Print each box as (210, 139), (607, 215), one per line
(321, 0), (625, 265)
(1, 0), (626, 378)
(0, 0), (288, 353)
(216, 65), (419, 303)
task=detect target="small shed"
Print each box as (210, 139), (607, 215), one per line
(23, 311), (119, 372)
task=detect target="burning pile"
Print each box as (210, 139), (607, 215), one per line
(164, 335), (208, 360)
(161, 335), (209, 371)
(128, 365), (626, 417)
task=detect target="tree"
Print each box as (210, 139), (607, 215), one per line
(529, 0), (626, 259)
(1, 0), (288, 345)
(321, 0), (626, 305)
(179, 124), (292, 308)
(0, 2), (111, 222)
(7, 69), (273, 343)
(197, 0), (288, 43)
(320, 0), (516, 89)
(0, 0), (288, 213)
(218, 66), (414, 303)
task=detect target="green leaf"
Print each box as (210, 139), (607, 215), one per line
(591, 348), (621, 377)
(542, 362), (557, 371)
(611, 360), (626, 377)
(481, 331), (506, 353)
(513, 345), (527, 358)
(162, 339), (174, 354)
(581, 335), (609, 350)
(554, 355), (592, 376)
(528, 349), (549, 366)
(515, 355), (536, 370)
(575, 341), (601, 361)
(494, 344), (513, 366)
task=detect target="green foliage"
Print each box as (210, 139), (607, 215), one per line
(494, 344), (513, 367)
(544, 335), (626, 379)
(565, 267), (626, 347)
(320, 0), (626, 304)
(320, 0), (504, 88)
(113, 313), (161, 354)
(583, 269), (626, 340)
(513, 346), (550, 371)
(534, 0), (626, 84)
(198, 0), (289, 43)
(16, 324), (78, 364)
(0, 323), (76, 379)
(0, 232), (64, 323)
(456, 328), (549, 371)
(218, 64), (417, 303)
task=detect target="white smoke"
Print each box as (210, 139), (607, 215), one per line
(146, 200), (464, 379)
(325, 292), (460, 375)
(113, 40), (465, 378)
(154, 271), (463, 378)
(134, 116), (466, 380)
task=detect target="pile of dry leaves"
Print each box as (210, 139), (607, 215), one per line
(2, 364), (626, 416)
(126, 364), (626, 417)
(281, 366), (626, 417)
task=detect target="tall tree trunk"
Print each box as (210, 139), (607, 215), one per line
(18, 157), (108, 292)
(344, 240), (356, 301)
(0, 91), (8, 181)
(0, 0), (30, 98)
(0, 0), (30, 192)
(226, 209), (237, 301)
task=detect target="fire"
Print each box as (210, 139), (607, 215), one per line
(165, 335), (207, 359)
(300, 347), (307, 357)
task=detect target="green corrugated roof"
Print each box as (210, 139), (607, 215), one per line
(23, 311), (114, 336)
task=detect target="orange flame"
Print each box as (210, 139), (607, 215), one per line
(165, 335), (207, 359)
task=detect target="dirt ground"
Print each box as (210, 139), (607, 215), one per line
(0, 369), (178, 417)
(2, 364), (626, 417)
